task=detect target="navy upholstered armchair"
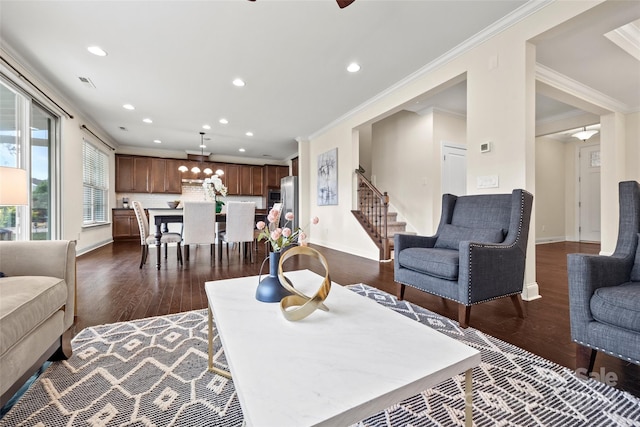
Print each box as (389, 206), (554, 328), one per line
(568, 180), (640, 373)
(394, 189), (533, 328)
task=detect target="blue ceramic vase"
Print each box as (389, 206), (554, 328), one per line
(256, 251), (292, 302)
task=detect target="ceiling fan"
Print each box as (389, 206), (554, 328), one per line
(247, 0), (356, 8)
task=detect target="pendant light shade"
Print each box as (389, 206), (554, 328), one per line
(179, 131), (210, 173)
(572, 126), (599, 142)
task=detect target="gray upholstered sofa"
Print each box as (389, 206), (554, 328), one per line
(0, 240), (76, 406)
(568, 180), (640, 373)
(395, 189), (533, 327)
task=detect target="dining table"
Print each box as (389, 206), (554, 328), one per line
(151, 208), (266, 269)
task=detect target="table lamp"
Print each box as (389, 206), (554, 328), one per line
(0, 166), (28, 205)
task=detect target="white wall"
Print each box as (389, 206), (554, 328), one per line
(433, 110), (467, 223)
(116, 144), (289, 167)
(535, 136), (566, 242)
(625, 112), (640, 183)
(304, 1), (605, 299)
(372, 110), (435, 234)
(369, 109), (466, 235)
(1, 48), (119, 255)
(62, 120), (117, 255)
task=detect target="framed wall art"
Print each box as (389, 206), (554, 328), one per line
(317, 148), (338, 206)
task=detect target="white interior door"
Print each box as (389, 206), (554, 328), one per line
(579, 144), (601, 242)
(442, 143), (467, 196)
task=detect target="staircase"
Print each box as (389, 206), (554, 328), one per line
(352, 169), (413, 261)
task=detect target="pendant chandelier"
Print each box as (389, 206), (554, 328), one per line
(178, 132), (224, 177)
(571, 126), (599, 142)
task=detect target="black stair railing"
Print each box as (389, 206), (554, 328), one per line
(354, 168), (390, 260)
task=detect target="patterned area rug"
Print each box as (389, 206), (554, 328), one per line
(2, 284), (639, 427)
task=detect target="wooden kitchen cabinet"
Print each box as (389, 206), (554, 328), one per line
(165, 159), (183, 193)
(115, 155), (151, 193)
(264, 165), (290, 189)
(240, 165), (252, 195)
(225, 164), (241, 195)
(115, 154), (273, 196)
(112, 209), (141, 241)
(250, 165), (264, 196)
(150, 158), (181, 193)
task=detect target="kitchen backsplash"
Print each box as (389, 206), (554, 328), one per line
(117, 184), (265, 210)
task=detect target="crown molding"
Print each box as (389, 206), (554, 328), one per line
(535, 108), (590, 126)
(535, 63), (633, 114)
(308, 0), (554, 140)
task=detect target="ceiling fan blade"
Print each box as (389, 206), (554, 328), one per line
(336, 0), (356, 8)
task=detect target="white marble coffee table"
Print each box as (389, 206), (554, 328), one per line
(205, 269), (480, 427)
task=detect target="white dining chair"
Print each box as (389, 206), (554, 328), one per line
(219, 201), (256, 263)
(132, 201), (183, 268)
(182, 201), (219, 264)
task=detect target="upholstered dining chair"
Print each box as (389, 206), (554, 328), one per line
(394, 189), (533, 328)
(568, 180), (640, 374)
(182, 201), (218, 264)
(132, 201), (183, 268)
(219, 201), (256, 263)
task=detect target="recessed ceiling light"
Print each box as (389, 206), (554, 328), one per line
(239, 148), (246, 152)
(123, 104), (135, 110)
(347, 62), (361, 73)
(232, 78), (245, 87)
(153, 139), (161, 144)
(87, 46), (107, 57)
(246, 131), (253, 137)
(219, 118), (229, 125)
(143, 118), (153, 124)
(202, 124), (211, 130)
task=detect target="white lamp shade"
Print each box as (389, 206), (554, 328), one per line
(0, 167), (28, 205)
(572, 129), (599, 141)
(178, 165), (189, 172)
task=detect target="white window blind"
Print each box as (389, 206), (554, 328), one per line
(83, 140), (108, 225)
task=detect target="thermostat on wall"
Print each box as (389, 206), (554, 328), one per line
(480, 141), (492, 153)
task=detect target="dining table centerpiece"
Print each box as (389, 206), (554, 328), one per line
(203, 175), (228, 213)
(254, 209), (319, 302)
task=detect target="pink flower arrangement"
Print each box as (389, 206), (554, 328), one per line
(256, 209), (319, 252)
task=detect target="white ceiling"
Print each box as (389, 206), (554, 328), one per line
(1, 0), (639, 160)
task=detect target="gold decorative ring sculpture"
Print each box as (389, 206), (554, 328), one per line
(277, 246), (331, 321)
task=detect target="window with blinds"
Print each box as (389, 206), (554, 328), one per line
(83, 140), (109, 225)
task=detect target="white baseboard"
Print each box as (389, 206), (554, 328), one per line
(76, 238), (113, 256)
(535, 237), (565, 244)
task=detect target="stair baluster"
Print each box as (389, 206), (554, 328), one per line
(353, 169), (390, 260)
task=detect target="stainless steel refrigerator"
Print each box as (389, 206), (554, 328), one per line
(280, 176), (298, 230)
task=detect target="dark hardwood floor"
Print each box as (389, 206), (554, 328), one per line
(75, 240), (639, 397)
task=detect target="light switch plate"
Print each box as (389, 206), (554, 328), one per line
(477, 175), (499, 189)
